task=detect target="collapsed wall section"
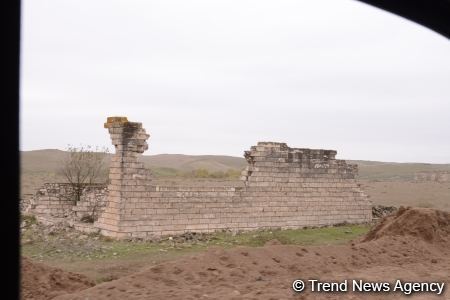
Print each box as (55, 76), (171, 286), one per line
(415, 171), (450, 182)
(94, 117), (372, 238)
(241, 142), (357, 184)
(27, 183), (75, 218)
(25, 183), (107, 222)
(240, 142), (370, 228)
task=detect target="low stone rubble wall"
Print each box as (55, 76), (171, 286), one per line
(24, 183), (107, 223)
(414, 171), (450, 182)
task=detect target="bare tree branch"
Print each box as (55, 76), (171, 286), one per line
(58, 145), (109, 202)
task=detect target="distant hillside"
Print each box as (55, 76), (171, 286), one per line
(20, 149), (450, 186)
(140, 153), (247, 172)
(20, 150), (247, 174)
(20, 150), (248, 195)
(349, 160), (450, 180)
(21, 149), (68, 174)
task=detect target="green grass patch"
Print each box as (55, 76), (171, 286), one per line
(21, 224), (370, 264)
(210, 224), (370, 247)
(21, 214), (37, 225)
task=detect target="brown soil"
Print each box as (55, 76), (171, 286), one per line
(54, 207), (450, 300)
(21, 257), (94, 300)
(25, 207), (450, 299)
(363, 206), (450, 243)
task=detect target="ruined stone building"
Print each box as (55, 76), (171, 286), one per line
(25, 117), (372, 238)
(414, 171), (450, 183)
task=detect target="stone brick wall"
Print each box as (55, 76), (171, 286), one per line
(95, 117), (153, 236)
(414, 171), (450, 182)
(72, 185), (108, 221)
(241, 142), (357, 184)
(25, 183), (107, 222)
(95, 117), (372, 239)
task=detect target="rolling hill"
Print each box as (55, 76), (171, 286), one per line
(21, 149), (450, 180)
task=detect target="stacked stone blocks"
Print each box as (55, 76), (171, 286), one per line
(415, 171), (450, 182)
(27, 183), (107, 221)
(95, 117), (153, 237)
(94, 117), (372, 239)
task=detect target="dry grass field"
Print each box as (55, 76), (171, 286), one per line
(361, 180), (450, 211)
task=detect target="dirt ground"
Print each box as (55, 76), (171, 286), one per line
(22, 207), (450, 300)
(21, 257), (94, 300)
(21, 216), (369, 283)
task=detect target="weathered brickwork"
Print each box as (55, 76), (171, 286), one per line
(25, 183), (107, 222)
(95, 117), (153, 237)
(72, 185), (108, 220)
(415, 171), (450, 182)
(94, 117), (372, 239)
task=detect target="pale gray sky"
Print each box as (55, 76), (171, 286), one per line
(20, 0), (450, 163)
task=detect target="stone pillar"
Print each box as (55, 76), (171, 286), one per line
(95, 117), (151, 238)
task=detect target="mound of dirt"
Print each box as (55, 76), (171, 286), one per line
(21, 257), (94, 300)
(54, 206), (450, 300)
(54, 239), (450, 300)
(363, 206), (450, 243)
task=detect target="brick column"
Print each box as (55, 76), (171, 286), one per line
(95, 117), (151, 238)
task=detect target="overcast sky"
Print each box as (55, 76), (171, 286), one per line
(20, 0), (450, 163)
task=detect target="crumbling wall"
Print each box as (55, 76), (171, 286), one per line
(95, 117), (372, 239)
(414, 171), (450, 183)
(241, 142), (357, 184)
(72, 185), (108, 221)
(27, 183), (75, 218)
(94, 117), (152, 236)
(25, 183), (107, 222)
